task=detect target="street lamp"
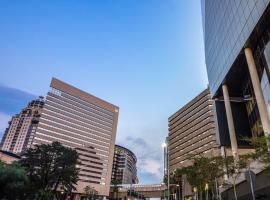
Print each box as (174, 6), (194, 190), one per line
(193, 187), (198, 200)
(162, 143), (167, 148)
(205, 183), (209, 200)
(162, 137), (169, 200)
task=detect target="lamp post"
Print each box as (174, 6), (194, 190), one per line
(205, 183), (209, 200)
(193, 187), (198, 200)
(162, 137), (169, 200)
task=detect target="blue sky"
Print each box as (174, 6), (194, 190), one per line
(0, 0), (207, 184)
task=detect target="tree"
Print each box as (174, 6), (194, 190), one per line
(0, 161), (29, 200)
(19, 141), (80, 199)
(247, 135), (270, 169)
(171, 155), (225, 200)
(222, 155), (248, 200)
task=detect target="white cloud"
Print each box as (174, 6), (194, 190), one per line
(139, 159), (163, 179)
(119, 136), (164, 181)
(0, 112), (11, 134)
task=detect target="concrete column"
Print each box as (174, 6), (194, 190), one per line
(244, 48), (270, 135)
(220, 146), (228, 181)
(222, 84), (239, 159)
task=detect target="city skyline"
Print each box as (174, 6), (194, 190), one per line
(0, 0), (207, 184)
(1, 1), (270, 199)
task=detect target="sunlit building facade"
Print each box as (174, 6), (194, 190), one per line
(33, 78), (119, 197)
(0, 98), (44, 154)
(168, 88), (220, 198)
(168, 88), (219, 171)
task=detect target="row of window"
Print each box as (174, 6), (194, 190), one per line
(170, 115), (214, 147)
(48, 93), (114, 126)
(170, 133), (214, 157)
(41, 110), (111, 142)
(60, 88), (114, 116)
(170, 142), (217, 166)
(50, 87), (114, 119)
(169, 108), (212, 138)
(33, 138), (108, 165)
(169, 93), (210, 124)
(46, 97), (113, 132)
(36, 125), (110, 156)
(61, 92), (114, 120)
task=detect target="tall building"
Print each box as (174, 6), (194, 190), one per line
(201, 0), (270, 158)
(0, 98), (44, 154)
(168, 88), (220, 198)
(111, 145), (138, 185)
(32, 78), (119, 197)
(168, 88), (219, 171)
(201, 1), (270, 198)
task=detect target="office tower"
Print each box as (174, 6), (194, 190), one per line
(201, 0), (270, 158)
(168, 88), (220, 198)
(33, 78), (119, 197)
(168, 88), (219, 171)
(111, 145), (138, 185)
(0, 98), (44, 154)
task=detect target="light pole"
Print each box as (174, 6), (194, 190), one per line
(162, 137), (169, 200)
(205, 183), (209, 200)
(193, 187), (198, 200)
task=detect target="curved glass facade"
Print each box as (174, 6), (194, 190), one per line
(111, 145), (138, 184)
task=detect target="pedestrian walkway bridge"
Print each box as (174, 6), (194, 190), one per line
(110, 184), (166, 199)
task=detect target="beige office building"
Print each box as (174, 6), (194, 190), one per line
(168, 88), (219, 171)
(33, 78), (119, 197)
(0, 98), (44, 154)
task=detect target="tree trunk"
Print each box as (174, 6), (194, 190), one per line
(233, 179), (238, 200)
(53, 176), (61, 200)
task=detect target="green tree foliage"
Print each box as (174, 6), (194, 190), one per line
(223, 155), (248, 200)
(247, 135), (270, 169)
(170, 153), (250, 200)
(170, 155), (225, 200)
(19, 141), (80, 199)
(0, 161), (29, 200)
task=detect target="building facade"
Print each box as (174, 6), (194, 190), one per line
(111, 145), (138, 185)
(32, 78), (119, 197)
(168, 88), (219, 171)
(0, 98), (44, 154)
(202, 1), (270, 198)
(201, 0), (270, 158)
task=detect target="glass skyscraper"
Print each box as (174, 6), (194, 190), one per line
(202, 0), (270, 140)
(202, 0), (270, 95)
(202, 1), (270, 197)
